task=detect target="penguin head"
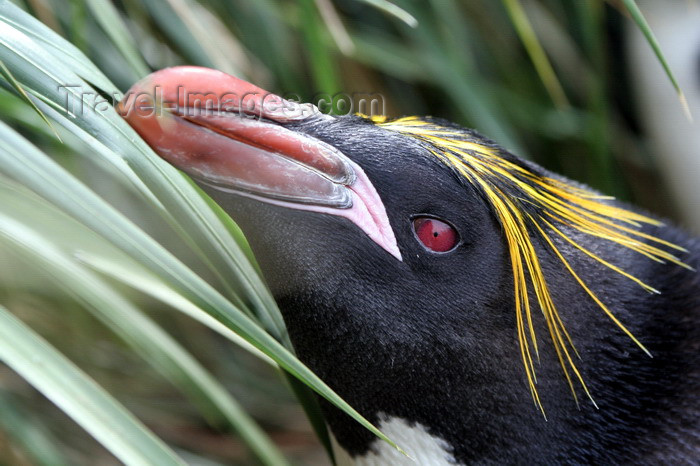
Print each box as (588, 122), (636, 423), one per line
(119, 66), (695, 462)
(118, 66), (514, 350)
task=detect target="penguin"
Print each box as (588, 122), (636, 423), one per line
(119, 67), (699, 464)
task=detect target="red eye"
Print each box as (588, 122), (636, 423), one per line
(412, 217), (459, 253)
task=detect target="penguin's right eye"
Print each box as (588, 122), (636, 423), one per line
(412, 216), (460, 253)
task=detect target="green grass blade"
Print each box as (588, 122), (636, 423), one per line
(0, 212), (288, 466)
(77, 252), (275, 366)
(0, 2), (118, 95)
(140, 0), (246, 77)
(315, 0), (354, 55)
(355, 0), (418, 27)
(501, 0), (569, 108)
(0, 305), (186, 465)
(0, 390), (70, 466)
(78, 251), (334, 463)
(0, 58), (62, 140)
(410, 4), (523, 154)
(86, 0), (150, 78)
(139, 0), (214, 70)
(28, 97), (167, 210)
(0, 80), (164, 210)
(218, 0), (302, 92)
(299, 0), (341, 96)
(351, 32), (428, 81)
(620, 0), (691, 119)
(284, 372), (335, 463)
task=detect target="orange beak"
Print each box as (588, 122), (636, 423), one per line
(118, 66), (402, 260)
(117, 66), (354, 207)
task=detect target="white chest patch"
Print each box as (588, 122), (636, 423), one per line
(331, 414), (458, 466)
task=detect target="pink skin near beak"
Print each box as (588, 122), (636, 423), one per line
(118, 66), (402, 260)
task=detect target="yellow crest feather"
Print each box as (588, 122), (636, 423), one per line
(373, 115), (689, 414)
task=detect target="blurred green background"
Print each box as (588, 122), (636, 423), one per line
(0, 0), (696, 464)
